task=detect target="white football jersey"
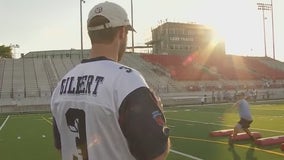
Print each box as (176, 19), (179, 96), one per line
(51, 57), (148, 160)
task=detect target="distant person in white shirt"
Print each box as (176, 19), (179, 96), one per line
(201, 95), (205, 105)
(229, 92), (255, 145)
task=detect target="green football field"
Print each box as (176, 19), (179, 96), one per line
(1, 101), (284, 160)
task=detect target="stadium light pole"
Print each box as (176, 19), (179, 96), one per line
(80, 0), (85, 59)
(270, 0), (275, 60)
(257, 3), (271, 58)
(131, 0), (134, 53)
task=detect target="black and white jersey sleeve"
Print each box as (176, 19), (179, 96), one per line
(114, 67), (170, 160)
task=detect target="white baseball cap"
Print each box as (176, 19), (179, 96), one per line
(87, 1), (135, 31)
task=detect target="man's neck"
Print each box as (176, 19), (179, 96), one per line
(89, 43), (118, 61)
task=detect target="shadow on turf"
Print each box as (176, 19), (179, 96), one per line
(228, 143), (257, 160)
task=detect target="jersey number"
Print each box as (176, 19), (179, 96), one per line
(119, 66), (132, 73)
(65, 108), (88, 160)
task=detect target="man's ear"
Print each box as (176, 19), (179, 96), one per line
(118, 27), (127, 39)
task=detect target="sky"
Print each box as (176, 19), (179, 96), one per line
(1, 0), (283, 62)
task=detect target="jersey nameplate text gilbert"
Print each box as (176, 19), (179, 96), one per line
(59, 75), (104, 96)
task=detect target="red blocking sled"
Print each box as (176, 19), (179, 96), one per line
(230, 132), (262, 141)
(210, 129), (234, 137)
(255, 135), (284, 146)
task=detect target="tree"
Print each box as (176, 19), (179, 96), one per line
(0, 45), (12, 58)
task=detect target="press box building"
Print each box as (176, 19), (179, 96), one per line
(146, 22), (225, 55)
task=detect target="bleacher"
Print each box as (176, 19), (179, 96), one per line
(141, 54), (219, 81)
(1, 50), (284, 108)
(51, 57), (67, 79)
(1, 59), (13, 98)
(141, 54), (284, 81)
(42, 57), (59, 90)
(0, 59), (5, 96)
(258, 57), (284, 72)
(70, 54), (82, 66)
(244, 57), (284, 79)
(33, 57), (51, 97)
(62, 57), (75, 71)
(23, 58), (39, 97)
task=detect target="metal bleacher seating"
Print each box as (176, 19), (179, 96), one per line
(51, 57), (67, 79)
(13, 59), (25, 99)
(33, 57), (51, 97)
(0, 59), (5, 97)
(62, 57), (75, 71)
(23, 58), (39, 97)
(42, 57), (59, 90)
(121, 53), (183, 93)
(1, 50), (284, 108)
(70, 54), (82, 67)
(258, 57), (284, 72)
(1, 59), (13, 98)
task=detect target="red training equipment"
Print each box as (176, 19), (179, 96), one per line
(255, 135), (284, 146)
(210, 129), (234, 137)
(231, 132), (262, 141)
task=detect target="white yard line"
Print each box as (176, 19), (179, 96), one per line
(170, 149), (204, 160)
(0, 115), (10, 131)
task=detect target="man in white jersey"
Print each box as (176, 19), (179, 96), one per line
(229, 92), (255, 145)
(51, 2), (170, 160)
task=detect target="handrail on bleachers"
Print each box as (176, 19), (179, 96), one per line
(0, 59), (6, 98)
